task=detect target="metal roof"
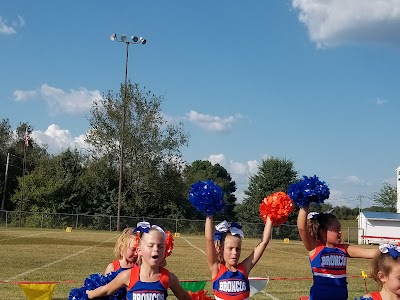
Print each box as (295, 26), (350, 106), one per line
(362, 211), (400, 221)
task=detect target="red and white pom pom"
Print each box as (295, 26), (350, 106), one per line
(259, 191), (294, 226)
(165, 230), (174, 257)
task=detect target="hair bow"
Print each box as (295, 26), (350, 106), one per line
(213, 220), (244, 241)
(133, 221), (166, 237)
(307, 212), (319, 220)
(307, 209), (334, 220)
(379, 243), (400, 259)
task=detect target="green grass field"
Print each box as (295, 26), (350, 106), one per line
(0, 226), (379, 300)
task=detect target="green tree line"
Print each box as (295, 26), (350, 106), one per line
(1, 83), (396, 228)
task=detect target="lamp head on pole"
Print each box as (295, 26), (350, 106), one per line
(139, 37), (146, 44)
(110, 33), (147, 45)
(109, 33), (117, 41)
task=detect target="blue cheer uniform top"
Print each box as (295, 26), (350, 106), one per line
(309, 243), (348, 300)
(212, 263), (250, 300)
(126, 266), (169, 300)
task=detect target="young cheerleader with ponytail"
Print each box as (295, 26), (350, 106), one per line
(290, 175), (378, 300)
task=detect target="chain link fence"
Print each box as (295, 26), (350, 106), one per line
(0, 209), (300, 240)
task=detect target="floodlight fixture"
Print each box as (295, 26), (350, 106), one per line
(121, 34), (127, 42)
(139, 37), (146, 44)
(131, 36), (139, 43)
(109, 33), (117, 41)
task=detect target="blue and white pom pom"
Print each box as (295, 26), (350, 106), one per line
(287, 175), (330, 208)
(188, 180), (224, 216)
(69, 269), (126, 300)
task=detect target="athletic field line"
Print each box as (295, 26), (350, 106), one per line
(260, 290), (280, 300)
(5, 235), (117, 282)
(0, 232), (48, 243)
(182, 237), (206, 255)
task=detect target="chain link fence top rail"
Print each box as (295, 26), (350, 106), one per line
(0, 209), (300, 240)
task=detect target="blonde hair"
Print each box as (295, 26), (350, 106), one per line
(370, 250), (400, 287)
(113, 227), (137, 259)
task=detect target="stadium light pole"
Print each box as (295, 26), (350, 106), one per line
(109, 33), (146, 231)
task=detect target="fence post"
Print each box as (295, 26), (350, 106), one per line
(110, 216), (112, 231)
(175, 218), (178, 234)
(41, 212), (44, 229)
(6, 210), (8, 228)
(75, 214), (79, 230)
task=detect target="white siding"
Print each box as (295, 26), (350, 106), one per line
(358, 212), (400, 244)
(397, 166), (400, 213)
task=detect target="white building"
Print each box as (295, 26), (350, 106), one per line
(357, 165), (400, 245)
(397, 165), (400, 213)
(358, 211), (400, 244)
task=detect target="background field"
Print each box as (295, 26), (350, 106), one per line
(0, 226), (378, 300)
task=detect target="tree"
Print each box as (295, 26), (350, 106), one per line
(2, 122), (48, 211)
(372, 182), (397, 212)
(86, 82), (189, 217)
(183, 160), (237, 220)
(236, 157), (298, 223)
(11, 148), (85, 213)
(79, 156), (119, 215)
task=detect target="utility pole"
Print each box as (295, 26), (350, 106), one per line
(1, 153), (10, 211)
(2, 153), (24, 214)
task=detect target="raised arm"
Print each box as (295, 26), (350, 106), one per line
(169, 272), (192, 300)
(205, 216), (219, 277)
(86, 269), (129, 299)
(242, 216), (272, 274)
(297, 206), (317, 251)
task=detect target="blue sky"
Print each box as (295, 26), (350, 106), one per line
(1, 1), (399, 209)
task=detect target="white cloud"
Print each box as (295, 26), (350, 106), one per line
(13, 84), (102, 115)
(208, 154), (225, 165)
(0, 16), (17, 35)
(376, 98), (388, 105)
(186, 110), (242, 132)
(230, 161), (248, 176)
(0, 16), (24, 35)
(207, 154), (261, 202)
(247, 160), (259, 176)
(31, 124), (90, 154)
(331, 175), (367, 186)
(292, 0), (400, 47)
(14, 90), (38, 101)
